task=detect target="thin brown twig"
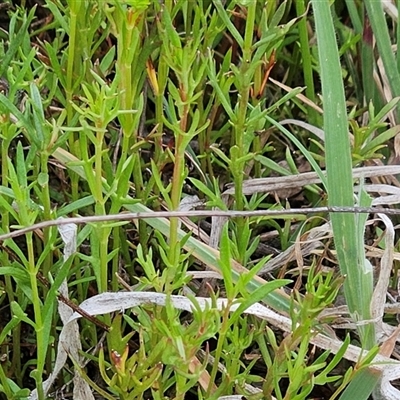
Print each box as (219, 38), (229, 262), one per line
(36, 273), (110, 332)
(0, 206), (398, 242)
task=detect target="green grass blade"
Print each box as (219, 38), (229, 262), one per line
(365, 0), (400, 121)
(311, 0), (375, 348)
(338, 368), (381, 400)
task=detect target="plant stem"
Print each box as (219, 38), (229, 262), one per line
(233, 2), (256, 263)
(66, 0), (82, 201)
(207, 301), (231, 397)
(0, 127), (22, 384)
(296, 0), (318, 125)
(39, 152), (52, 277)
(167, 103), (189, 288)
(27, 233), (45, 400)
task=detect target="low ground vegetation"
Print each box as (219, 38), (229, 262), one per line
(1, 1), (400, 399)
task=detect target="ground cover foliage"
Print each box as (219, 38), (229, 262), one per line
(2, 0), (400, 399)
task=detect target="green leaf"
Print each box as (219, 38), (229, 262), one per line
(314, 335), (350, 384)
(15, 142), (28, 190)
(57, 195), (95, 216)
(0, 7), (36, 77)
(338, 368), (381, 400)
(99, 45), (116, 75)
(213, 0), (243, 48)
(219, 223), (235, 297)
(161, 6), (181, 49)
(0, 314), (22, 345)
(37, 172), (48, 187)
(0, 93), (34, 137)
(361, 125), (400, 155)
(29, 83), (46, 149)
(312, 0), (375, 349)
(10, 301), (35, 329)
(365, 1), (400, 121)
(188, 178), (227, 210)
(231, 278), (291, 324)
(265, 116), (327, 190)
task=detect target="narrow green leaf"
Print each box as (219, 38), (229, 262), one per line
(231, 279), (291, 323)
(219, 224), (234, 297)
(29, 83), (46, 148)
(10, 301), (35, 328)
(0, 8), (36, 77)
(265, 116), (327, 189)
(213, 0), (244, 48)
(312, 0), (375, 349)
(338, 368), (381, 400)
(365, 0), (400, 121)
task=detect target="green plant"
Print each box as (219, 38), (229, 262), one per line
(2, 1), (400, 399)
(260, 268), (347, 399)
